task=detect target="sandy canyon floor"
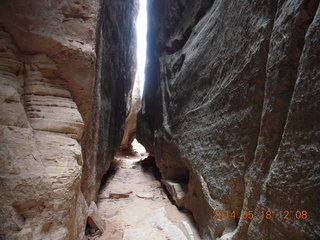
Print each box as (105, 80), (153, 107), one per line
(91, 151), (200, 240)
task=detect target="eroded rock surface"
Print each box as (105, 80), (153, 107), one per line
(120, 76), (141, 151)
(0, 0), (137, 239)
(137, 0), (320, 239)
(0, 30), (86, 240)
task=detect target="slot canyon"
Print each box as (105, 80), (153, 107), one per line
(0, 0), (319, 239)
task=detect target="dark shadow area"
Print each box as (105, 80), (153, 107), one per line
(85, 222), (101, 238)
(99, 158), (121, 192)
(135, 155), (161, 180)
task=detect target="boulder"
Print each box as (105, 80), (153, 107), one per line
(87, 202), (106, 232)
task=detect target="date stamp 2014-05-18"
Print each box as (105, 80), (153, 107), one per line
(212, 210), (308, 220)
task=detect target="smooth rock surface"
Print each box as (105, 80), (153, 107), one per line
(137, 0), (320, 239)
(123, 208), (188, 240)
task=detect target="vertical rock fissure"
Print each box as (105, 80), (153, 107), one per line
(1, 0), (319, 239)
(81, 0), (104, 203)
(235, 0), (320, 238)
(231, 1), (284, 236)
(268, 0), (319, 159)
(264, 0), (319, 175)
(250, 0), (319, 175)
(244, 0), (279, 176)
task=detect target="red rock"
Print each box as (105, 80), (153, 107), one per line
(87, 202), (106, 232)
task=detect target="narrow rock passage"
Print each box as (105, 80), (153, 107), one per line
(95, 152), (201, 240)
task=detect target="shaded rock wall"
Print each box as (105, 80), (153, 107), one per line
(137, 0), (320, 239)
(0, 0), (137, 239)
(81, 0), (138, 203)
(120, 75), (141, 151)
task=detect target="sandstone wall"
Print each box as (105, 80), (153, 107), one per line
(0, 0), (137, 239)
(137, 0), (320, 239)
(120, 75), (141, 151)
(81, 0), (138, 203)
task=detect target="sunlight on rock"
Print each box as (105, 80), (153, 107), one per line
(132, 138), (146, 154)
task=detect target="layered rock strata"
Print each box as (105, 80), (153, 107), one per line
(0, 30), (86, 240)
(0, 0), (137, 239)
(137, 0), (320, 239)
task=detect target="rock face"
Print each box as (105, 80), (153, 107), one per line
(120, 76), (141, 151)
(81, 0), (138, 203)
(0, 0), (137, 239)
(87, 202), (105, 232)
(0, 29), (87, 240)
(137, 0), (320, 239)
